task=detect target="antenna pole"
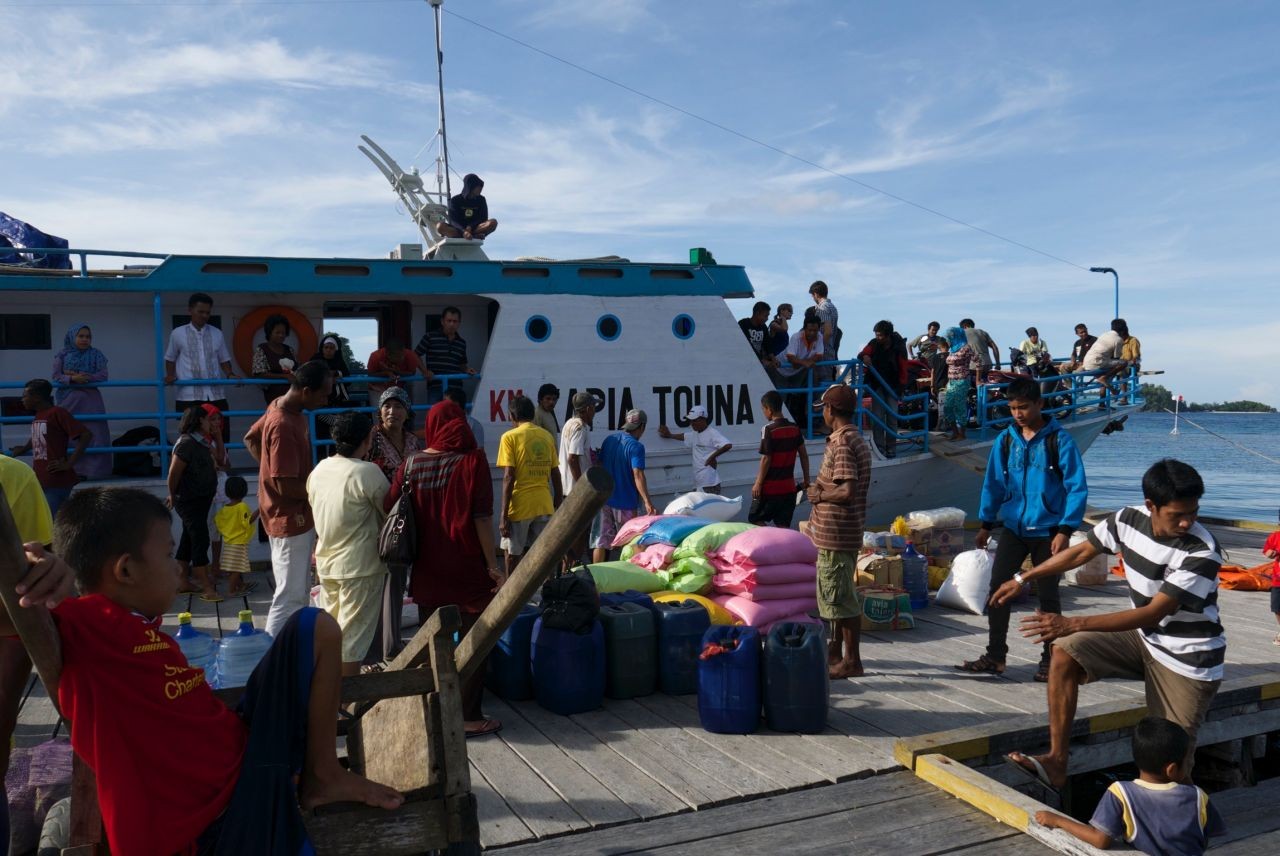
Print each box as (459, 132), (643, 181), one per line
(431, 0), (452, 201)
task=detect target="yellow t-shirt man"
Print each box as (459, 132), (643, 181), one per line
(1, 455), (54, 545)
(496, 422), (557, 521)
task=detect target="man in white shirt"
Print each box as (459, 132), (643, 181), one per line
(164, 292), (239, 441)
(658, 405), (733, 494)
(558, 391), (597, 566)
(1082, 319), (1133, 385)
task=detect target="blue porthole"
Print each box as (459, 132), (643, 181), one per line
(525, 315), (551, 343)
(672, 314), (695, 339)
(596, 314), (621, 341)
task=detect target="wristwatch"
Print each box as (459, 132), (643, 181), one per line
(1013, 572), (1026, 585)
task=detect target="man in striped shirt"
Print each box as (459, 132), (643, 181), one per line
(414, 306), (476, 403)
(993, 459), (1223, 790)
(748, 390), (809, 528)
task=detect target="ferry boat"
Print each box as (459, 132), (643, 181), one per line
(0, 1), (1140, 529)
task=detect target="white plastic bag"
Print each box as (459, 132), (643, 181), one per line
(1063, 532), (1109, 586)
(906, 506), (967, 530)
(935, 548), (994, 614)
(663, 491), (743, 521)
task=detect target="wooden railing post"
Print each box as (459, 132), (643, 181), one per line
(0, 485), (62, 710)
(453, 467), (612, 682)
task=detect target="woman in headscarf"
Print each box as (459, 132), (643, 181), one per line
(942, 326), (976, 441)
(366, 387), (423, 482)
(51, 323), (112, 479)
(385, 400), (504, 737)
(310, 334), (351, 442)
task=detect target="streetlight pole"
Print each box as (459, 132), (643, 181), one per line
(1090, 267), (1119, 319)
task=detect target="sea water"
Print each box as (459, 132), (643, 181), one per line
(1083, 412), (1280, 521)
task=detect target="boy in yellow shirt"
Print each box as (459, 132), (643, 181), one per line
(214, 475), (258, 596)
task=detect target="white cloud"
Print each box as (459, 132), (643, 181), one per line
(523, 0), (656, 34)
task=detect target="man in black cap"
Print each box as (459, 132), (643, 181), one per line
(439, 173), (498, 240)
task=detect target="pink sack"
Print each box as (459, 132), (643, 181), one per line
(611, 514), (669, 548)
(759, 612), (824, 636)
(629, 543), (676, 571)
(714, 527), (818, 569)
(713, 579), (814, 601)
(712, 594), (817, 627)
(710, 562), (817, 586)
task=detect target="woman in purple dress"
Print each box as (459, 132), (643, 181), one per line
(51, 323), (112, 479)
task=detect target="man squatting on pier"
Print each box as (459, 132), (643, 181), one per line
(997, 459), (1225, 792)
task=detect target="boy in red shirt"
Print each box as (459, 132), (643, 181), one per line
(1265, 509), (1280, 646)
(51, 487), (402, 855)
(7, 378), (91, 519)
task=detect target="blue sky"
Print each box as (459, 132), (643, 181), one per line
(3, 0), (1278, 405)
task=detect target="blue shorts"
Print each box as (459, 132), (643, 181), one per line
(198, 607), (320, 856)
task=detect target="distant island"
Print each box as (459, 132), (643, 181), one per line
(1139, 384), (1277, 413)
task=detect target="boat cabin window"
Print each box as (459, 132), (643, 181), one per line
(0, 314), (52, 350)
(597, 314), (621, 342)
(672, 314), (695, 340)
(525, 315), (551, 343)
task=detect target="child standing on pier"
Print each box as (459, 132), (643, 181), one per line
(1036, 716), (1225, 855)
(1264, 509), (1280, 645)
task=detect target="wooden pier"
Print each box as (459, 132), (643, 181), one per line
(12, 524), (1280, 853)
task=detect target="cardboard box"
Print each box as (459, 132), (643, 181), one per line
(928, 527), (970, 564)
(858, 586), (915, 631)
(856, 553), (903, 588)
(907, 526), (933, 556)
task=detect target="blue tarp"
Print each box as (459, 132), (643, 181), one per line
(0, 212), (71, 269)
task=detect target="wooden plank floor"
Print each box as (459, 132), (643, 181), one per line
(13, 525), (1279, 851)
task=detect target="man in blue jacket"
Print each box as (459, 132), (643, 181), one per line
(956, 377), (1088, 682)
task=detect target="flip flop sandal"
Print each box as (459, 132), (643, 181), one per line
(954, 655), (1006, 675)
(1034, 661), (1051, 682)
(199, 593), (224, 603)
(1003, 752), (1061, 795)
(465, 718), (503, 739)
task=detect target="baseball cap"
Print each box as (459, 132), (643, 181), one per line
(621, 409), (647, 431)
(570, 391), (595, 411)
(814, 384), (856, 414)
(685, 405), (708, 421)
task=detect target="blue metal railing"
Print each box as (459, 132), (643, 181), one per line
(1, 372), (479, 473)
(0, 247), (169, 277)
(973, 365), (1142, 434)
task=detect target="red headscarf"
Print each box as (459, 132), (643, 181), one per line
(423, 400), (476, 452)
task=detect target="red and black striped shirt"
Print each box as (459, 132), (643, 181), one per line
(758, 417), (803, 496)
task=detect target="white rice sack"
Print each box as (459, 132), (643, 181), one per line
(935, 548), (993, 615)
(906, 506), (967, 530)
(1063, 532), (1110, 586)
(663, 491), (743, 522)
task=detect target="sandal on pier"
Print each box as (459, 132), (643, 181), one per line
(954, 654), (1005, 675)
(465, 718), (502, 739)
(1034, 660), (1051, 683)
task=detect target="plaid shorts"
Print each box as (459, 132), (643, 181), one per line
(590, 506), (639, 550)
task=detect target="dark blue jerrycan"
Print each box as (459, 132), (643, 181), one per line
(486, 603), (541, 701)
(763, 621), (829, 733)
(697, 624), (760, 734)
(531, 616), (606, 716)
(655, 600), (711, 695)
(600, 602), (657, 699)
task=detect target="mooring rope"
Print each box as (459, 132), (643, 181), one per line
(1164, 409), (1280, 467)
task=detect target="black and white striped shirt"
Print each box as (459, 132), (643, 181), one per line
(1087, 506), (1225, 681)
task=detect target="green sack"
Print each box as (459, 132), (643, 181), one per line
(619, 535), (643, 562)
(672, 522), (756, 560)
(585, 561), (668, 594)
(666, 556), (714, 594)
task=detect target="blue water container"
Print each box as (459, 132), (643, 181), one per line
(763, 622), (829, 733)
(697, 625), (761, 734)
(902, 542), (929, 610)
(215, 610), (273, 688)
(531, 617), (606, 716)
(486, 603), (541, 701)
(170, 612), (218, 688)
(655, 600), (710, 695)
(600, 603), (657, 699)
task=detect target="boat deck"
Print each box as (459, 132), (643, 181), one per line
(12, 525), (1279, 852)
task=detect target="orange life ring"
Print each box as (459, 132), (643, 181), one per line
(232, 306), (319, 377)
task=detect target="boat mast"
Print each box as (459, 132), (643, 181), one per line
(430, 0), (452, 203)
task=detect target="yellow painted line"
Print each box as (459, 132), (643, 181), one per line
(914, 754), (1030, 831)
(1261, 682), (1280, 702)
(1196, 515), (1273, 532)
(1088, 707), (1147, 734)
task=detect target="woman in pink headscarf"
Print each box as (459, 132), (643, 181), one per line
(385, 400), (504, 737)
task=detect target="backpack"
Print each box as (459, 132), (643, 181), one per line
(539, 565), (600, 634)
(999, 428), (1061, 482)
